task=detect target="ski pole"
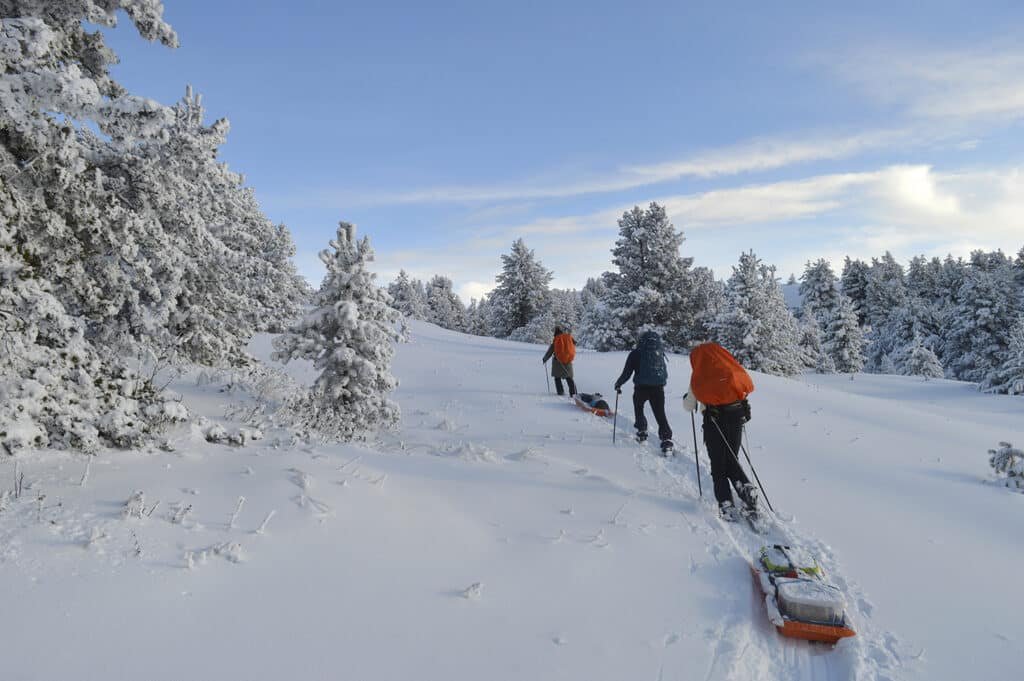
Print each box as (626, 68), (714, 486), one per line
(690, 411), (702, 498)
(612, 391), (620, 444)
(740, 425), (775, 513)
(709, 415), (775, 514)
(543, 360), (551, 394)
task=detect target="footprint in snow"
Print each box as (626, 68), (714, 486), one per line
(460, 582), (484, 600)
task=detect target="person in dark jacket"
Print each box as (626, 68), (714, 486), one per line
(542, 326), (577, 396)
(614, 330), (673, 453)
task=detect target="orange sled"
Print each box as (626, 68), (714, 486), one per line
(573, 394), (614, 417)
(751, 546), (856, 645)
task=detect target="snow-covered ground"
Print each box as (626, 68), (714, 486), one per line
(2, 320), (1022, 680)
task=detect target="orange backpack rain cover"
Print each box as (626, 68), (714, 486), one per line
(553, 334), (576, 365)
(689, 342), (754, 406)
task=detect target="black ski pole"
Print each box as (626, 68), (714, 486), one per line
(543, 360), (551, 394)
(612, 390), (620, 444)
(690, 411), (702, 498)
(740, 425), (774, 513)
(709, 415), (775, 514)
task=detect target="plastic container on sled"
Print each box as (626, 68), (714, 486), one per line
(752, 545), (856, 644)
(573, 393), (614, 417)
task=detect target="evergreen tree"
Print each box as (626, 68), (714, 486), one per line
(797, 316), (835, 373)
(904, 338), (945, 379)
(488, 239), (553, 337)
(799, 259), (842, 327)
(990, 317), (1024, 395)
(840, 257), (871, 326)
(425, 275), (467, 331)
(583, 203), (698, 351)
(711, 251), (803, 376)
(388, 269), (428, 320)
(272, 223), (400, 441)
(690, 266), (726, 342)
(946, 265), (1019, 386)
(548, 288), (582, 333)
(464, 298), (493, 336)
(824, 294), (866, 373)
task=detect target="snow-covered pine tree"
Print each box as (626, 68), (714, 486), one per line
(272, 223), (400, 441)
(488, 239), (553, 338)
(583, 203), (698, 351)
(690, 266), (726, 342)
(0, 0), (197, 451)
(797, 316), (835, 373)
(464, 298), (493, 336)
(946, 264), (1019, 386)
(388, 269), (429, 320)
(862, 253), (913, 371)
(904, 337), (944, 379)
(823, 293), (865, 374)
(711, 251), (803, 376)
(548, 288), (582, 333)
(799, 259), (842, 327)
(425, 275), (467, 331)
(986, 316), (1024, 395)
(840, 257), (871, 326)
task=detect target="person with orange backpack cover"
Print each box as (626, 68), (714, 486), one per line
(542, 326), (577, 397)
(684, 342), (759, 521)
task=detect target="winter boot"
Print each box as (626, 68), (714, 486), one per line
(636, 431), (648, 444)
(719, 500), (740, 522)
(738, 484), (762, 523)
(739, 483), (760, 512)
(660, 439), (674, 456)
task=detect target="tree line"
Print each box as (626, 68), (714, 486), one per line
(391, 203), (1024, 395)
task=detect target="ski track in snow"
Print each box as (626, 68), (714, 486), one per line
(9, 321), (1018, 680)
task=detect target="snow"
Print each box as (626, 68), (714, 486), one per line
(1, 320), (1022, 680)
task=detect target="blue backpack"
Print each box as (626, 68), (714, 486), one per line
(634, 332), (668, 386)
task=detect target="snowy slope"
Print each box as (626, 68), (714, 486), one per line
(1, 320), (1021, 680)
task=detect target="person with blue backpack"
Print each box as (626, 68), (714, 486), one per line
(613, 330), (674, 454)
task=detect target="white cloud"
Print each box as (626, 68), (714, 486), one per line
(310, 129), (912, 209)
(832, 43), (1024, 122)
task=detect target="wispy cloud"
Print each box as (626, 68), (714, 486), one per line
(831, 42), (1024, 122)
(378, 163), (1024, 295)
(309, 129), (914, 209)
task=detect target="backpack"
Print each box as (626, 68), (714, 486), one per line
(553, 333), (575, 365)
(634, 332), (668, 386)
(689, 342), (754, 406)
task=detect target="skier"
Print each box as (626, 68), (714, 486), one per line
(614, 330), (674, 454)
(542, 326), (577, 397)
(683, 342), (759, 521)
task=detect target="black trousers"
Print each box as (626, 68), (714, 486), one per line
(703, 409), (751, 506)
(633, 385), (672, 442)
(555, 376), (577, 396)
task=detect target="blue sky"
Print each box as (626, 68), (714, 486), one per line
(104, 1), (1024, 300)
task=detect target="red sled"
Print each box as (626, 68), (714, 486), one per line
(573, 393), (614, 417)
(751, 545), (856, 645)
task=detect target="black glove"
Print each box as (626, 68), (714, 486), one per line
(615, 385), (622, 394)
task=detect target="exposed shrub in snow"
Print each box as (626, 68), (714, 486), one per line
(988, 442), (1024, 490)
(273, 223), (401, 442)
